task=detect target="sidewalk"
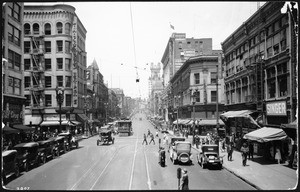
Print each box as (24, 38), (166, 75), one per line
(167, 130), (298, 190)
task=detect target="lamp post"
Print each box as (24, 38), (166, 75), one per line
(190, 88), (198, 145)
(56, 87), (64, 133)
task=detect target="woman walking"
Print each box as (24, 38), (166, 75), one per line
(241, 142), (249, 166)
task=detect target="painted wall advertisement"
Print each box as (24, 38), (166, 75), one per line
(72, 15), (78, 107)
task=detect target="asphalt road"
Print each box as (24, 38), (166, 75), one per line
(4, 113), (256, 190)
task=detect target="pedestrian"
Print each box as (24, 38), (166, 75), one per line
(180, 168), (189, 190)
(147, 129), (151, 137)
(149, 133), (155, 145)
(241, 142), (249, 166)
(155, 131), (159, 137)
(227, 142), (233, 161)
(142, 133), (148, 145)
(275, 147), (282, 164)
(248, 141), (254, 160)
(222, 139), (226, 152)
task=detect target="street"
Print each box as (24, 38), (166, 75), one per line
(5, 113), (256, 190)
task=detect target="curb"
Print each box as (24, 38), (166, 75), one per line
(190, 145), (261, 190)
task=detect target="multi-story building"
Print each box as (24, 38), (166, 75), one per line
(221, 2), (297, 157)
(110, 88), (125, 118)
(161, 33), (222, 125)
(23, 4), (88, 133)
(148, 62), (163, 116)
(2, 2), (25, 127)
(108, 89), (119, 121)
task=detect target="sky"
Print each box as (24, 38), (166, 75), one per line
(25, 1), (266, 99)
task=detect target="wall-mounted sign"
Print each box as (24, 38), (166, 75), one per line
(72, 15), (78, 107)
(266, 100), (287, 116)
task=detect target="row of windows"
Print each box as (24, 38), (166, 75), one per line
(25, 94), (72, 107)
(24, 22), (71, 35)
(176, 90), (217, 104)
(24, 58), (71, 71)
(24, 40), (72, 54)
(24, 75), (72, 88)
(193, 72), (217, 85)
(8, 3), (21, 22)
(7, 76), (22, 96)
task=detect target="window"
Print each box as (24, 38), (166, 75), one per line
(24, 41), (30, 53)
(57, 58), (63, 70)
(24, 76), (30, 88)
(33, 23), (39, 35)
(8, 23), (20, 46)
(66, 94), (72, 106)
(211, 91), (217, 102)
(25, 95), (31, 107)
(194, 73), (200, 84)
(65, 41), (71, 53)
(267, 47), (272, 58)
(57, 76), (63, 87)
(24, 23), (30, 35)
(65, 58), (71, 71)
(45, 59), (51, 70)
(65, 23), (71, 35)
(45, 41), (51, 53)
(66, 76), (71, 87)
(24, 59), (31, 70)
(273, 44), (279, 55)
(56, 41), (63, 52)
(8, 3), (21, 21)
(278, 76), (288, 97)
(8, 50), (21, 71)
(56, 22), (63, 34)
(211, 72), (217, 84)
(195, 91), (200, 102)
(45, 95), (52, 107)
(267, 79), (276, 99)
(44, 23), (51, 35)
(45, 76), (51, 88)
(7, 76), (21, 95)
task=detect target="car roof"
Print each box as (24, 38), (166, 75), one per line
(175, 141), (191, 144)
(54, 136), (65, 141)
(37, 140), (53, 144)
(58, 132), (71, 136)
(202, 144), (218, 147)
(2, 150), (17, 156)
(14, 142), (39, 148)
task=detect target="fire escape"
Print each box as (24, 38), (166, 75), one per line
(29, 32), (45, 109)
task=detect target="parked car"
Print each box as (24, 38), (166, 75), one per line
(50, 136), (66, 156)
(37, 139), (55, 164)
(169, 141), (192, 165)
(58, 132), (79, 150)
(2, 150), (20, 184)
(197, 144), (223, 169)
(13, 142), (39, 172)
(168, 136), (186, 152)
(97, 126), (114, 145)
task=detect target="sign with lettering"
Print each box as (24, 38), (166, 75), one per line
(266, 101), (287, 116)
(72, 15), (78, 107)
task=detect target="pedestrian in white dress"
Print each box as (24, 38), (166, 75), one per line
(275, 148), (281, 164)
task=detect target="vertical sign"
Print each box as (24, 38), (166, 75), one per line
(72, 16), (78, 107)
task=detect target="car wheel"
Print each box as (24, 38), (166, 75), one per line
(97, 140), (99, 146)
(219, 163), (222, 170)
(15, 165), (20, 177)
(76, 142), (79, 149)
(56, 150), (60, 157)
(42, 155), (46, 164)
(112, 138), (114, 144)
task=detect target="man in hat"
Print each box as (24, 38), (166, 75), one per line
(180, 168), (189, 190)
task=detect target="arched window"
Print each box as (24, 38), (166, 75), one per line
(24, 23), (31, 35)
(33, 23), (39, 35)
(56, 22), (63, 34)
(65, 23), (71, 35)
(44, 23), (51, 35)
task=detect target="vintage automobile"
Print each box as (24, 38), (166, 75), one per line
(13, 142), (40, 172)
(97, 126), (115, 145)
(116, 120), (132, 136)
(169, 141), (192, 165)
(197, 144), (223, 169)
(50, 136), (66, 156)
(58, 132), (79, 150)
(158, 147), (166, 167)
(2, 150), (20, 184)
(37, 139), (55, 164)
(168, 136), (186, 152)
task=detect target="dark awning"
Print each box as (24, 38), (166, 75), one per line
(3, 125), (19, 134)
(281, 120), (297, 140)
(243, 127), (287, 142)
(12, 124), (35, 132)
(77, 114), (89, 122)
(220, 110), (260, 128)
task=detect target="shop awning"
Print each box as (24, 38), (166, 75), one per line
(173, 119), (183, 125)
(40, 120), (81, 126)
(3, 125), (20, 134)
(220, 110), (255, 120)
(179, 119), (191, 125)
(243, 127), (287, 143)
(77, 113), (89, 122)
(198, 119), (225, 126)
(281, 120), (297, 140)
(12, 124), (35, 132)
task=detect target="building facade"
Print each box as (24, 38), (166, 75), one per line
(221, 1), (297, 130)
(148, 62), (163, 116)
(23, 4), (88, 133)
(2, 2), (25, 127)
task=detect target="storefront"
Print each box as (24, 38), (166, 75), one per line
(40, 114), (81, 133)
(2, 96), (25, 126)
(266, 100), (288, 125)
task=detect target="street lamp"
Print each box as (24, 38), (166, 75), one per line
(190, 88), (199, 145)
(56, 87), (64, 133)
(174, 95), (181, 132)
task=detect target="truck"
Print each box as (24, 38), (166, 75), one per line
(116, 120), (132, 136)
